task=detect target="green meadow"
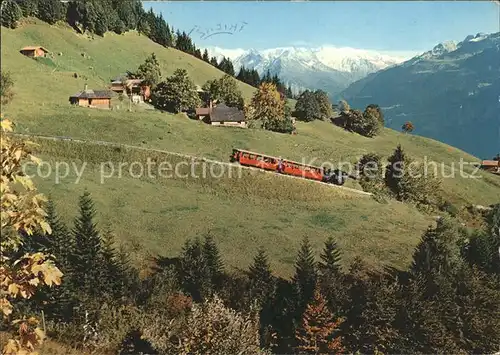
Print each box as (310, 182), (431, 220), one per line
(2, 20), (499, 274)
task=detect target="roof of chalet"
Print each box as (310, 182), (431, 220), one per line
(70, 89), (113, 99)
(209, 103), (245, 122)
(21, 46), (49, 52)
(196, 107), (211, 116)
(481, 160), (500, 167)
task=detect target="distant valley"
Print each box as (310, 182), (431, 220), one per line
(338, 32), (500, 159)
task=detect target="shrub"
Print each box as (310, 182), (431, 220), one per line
(142, 295), (268, 354)
(1, 71), (15, 105)
(402, 121), (415, 133)
(440, 200), (459, 217)
(357, 153), (386, 194)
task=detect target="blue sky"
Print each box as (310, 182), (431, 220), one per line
(143, 1), (499, 54)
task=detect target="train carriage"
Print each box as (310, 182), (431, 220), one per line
(230, 148), (350, 185)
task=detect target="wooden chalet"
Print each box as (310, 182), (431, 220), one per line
(110, 76), (151, 103)
(20, 46), (49, 58)
(480, 160), (500, 174)
(195, 102), (246, 128)
(69, 85), (112, 109)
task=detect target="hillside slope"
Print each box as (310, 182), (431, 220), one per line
(338, 32), (500, 159)
(0, 19), (257, 109)
(2, 22), (499, 274)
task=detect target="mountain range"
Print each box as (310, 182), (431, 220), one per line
(206, 46), (415, 97)
(338, 32), (500, 159)
(206, 32), (499, 159)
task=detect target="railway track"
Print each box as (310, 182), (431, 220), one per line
(9, 132), (373, 197)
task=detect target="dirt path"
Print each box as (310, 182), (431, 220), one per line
(10, 132), (374, 197)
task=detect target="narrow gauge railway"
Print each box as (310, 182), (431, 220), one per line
(230, 148), (356, 186)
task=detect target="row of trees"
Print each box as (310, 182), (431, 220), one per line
(333, 100), (385, 137)
(6, 185), (500, 354)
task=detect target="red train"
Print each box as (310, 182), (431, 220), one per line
(230, 148), (353, 185)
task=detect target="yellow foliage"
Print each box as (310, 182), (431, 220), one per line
(249, 82), (285, 125)
(0, 116), (62, 355)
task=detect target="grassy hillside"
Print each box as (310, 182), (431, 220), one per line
(0, 19), (256, 108)
(2, 21), (499, 275)
(27, 137), (434, 276)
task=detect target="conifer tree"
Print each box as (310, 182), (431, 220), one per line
(44, 199), (73, 271)
(100, 226), (123, 299)
(71, 190), (103, 298)
(292, 237), (318, 319)
(463, 204), (500, 274)
(37, 0), (63, 25)
(248, 247), (275, 306)
(15, 0), (38, 17)
(411, 217), (463, 278)
(202, 48), (210, 62)
(1, 0), (23, 29)
(295, 284), (344, 354)
(210, 56), (218, 67)
(179, 237), (210, 302)
(385, 144), (409, 200)
(318, 236), (341, 279)
(202, 234), (224, 292)
(19, 199), (77, 322)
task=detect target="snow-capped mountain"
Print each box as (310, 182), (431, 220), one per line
(205, 45), (415, 97)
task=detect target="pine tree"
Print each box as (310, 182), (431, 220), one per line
(100, 226), (123, 299)
(202, 49), (210, 62)
(202, 234), (224, 292)
(179, 237), (210, 302)
(410, 217), (464, 297)
(248, 247), (275, 306)
(1, 0), (23, 29)
(385, 144), (408, 200)
(463, 204), (500, 274)
(116, 243), (139, 299)
(292, 237), (318, 320)
(71, 190), (103, 298)
(210, 56), (218, 67)
(37, 0), (63, 25)
(15, 0), (38, 17)
(318, 236), (341, 279)
(45, 199), (73, 270)
(294, 284), (344, 354)
(37, 199), (77, 322)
